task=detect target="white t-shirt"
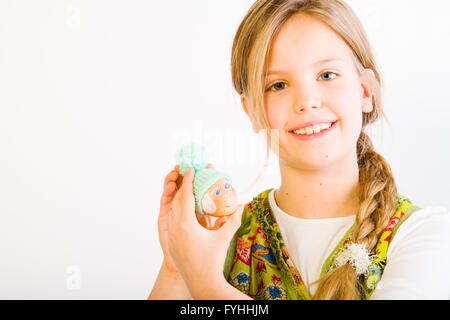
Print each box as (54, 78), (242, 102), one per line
(268, 189), (450, 299)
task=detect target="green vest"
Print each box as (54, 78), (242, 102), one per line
(223, 188), (421, 300)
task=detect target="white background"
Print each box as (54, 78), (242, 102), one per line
(0, 0), (449, 299)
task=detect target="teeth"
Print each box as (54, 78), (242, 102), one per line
(293, 122), (333, 135)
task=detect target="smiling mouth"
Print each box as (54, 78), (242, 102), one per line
(289, 121), (337, 136)
(288, 120), (338, 140)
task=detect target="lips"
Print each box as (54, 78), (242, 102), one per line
(289, 120), (338, 140)
(289, 120), (337, 132)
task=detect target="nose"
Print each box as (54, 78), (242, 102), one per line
(293, 82), (321, 113)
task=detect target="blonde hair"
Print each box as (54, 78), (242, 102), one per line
(231, 0), (398, 300)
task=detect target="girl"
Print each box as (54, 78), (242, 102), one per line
(149, 0), (450, 300)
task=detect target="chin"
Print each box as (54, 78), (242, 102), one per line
(299, 160), (334, 171)
(284, 153), (336, 171)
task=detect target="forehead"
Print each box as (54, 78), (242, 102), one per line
(267, 14), (354, 72)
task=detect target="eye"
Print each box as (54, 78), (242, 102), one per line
(216, 189), (220, 195)
(266, 82), (287, 92)
(224, 184), (229, 189)
(319, 72), (337, 81)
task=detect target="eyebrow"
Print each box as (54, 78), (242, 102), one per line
(267, 57), (345, 76)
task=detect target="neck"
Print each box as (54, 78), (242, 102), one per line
(274, 152), (360, 219)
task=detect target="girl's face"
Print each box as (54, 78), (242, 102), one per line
(263, 14), (374, 171)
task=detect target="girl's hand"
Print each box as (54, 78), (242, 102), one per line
(167, 166), (244, 299)
(158, 166), (182, 274)
(157, 163), (215, 274)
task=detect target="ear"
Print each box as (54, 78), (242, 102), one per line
(240, 94), (261, 133)
(360, 68), (376, 113)
(201, 193), (216, 214)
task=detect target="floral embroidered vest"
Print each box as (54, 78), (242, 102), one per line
(223, 188), (421, 300)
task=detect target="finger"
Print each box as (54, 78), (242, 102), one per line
(160, 171), (179, 205)
(166, 168), (178, 181)
(164, 170), (178, 188)
(164, 181), (176, 195)
(160, 182), (176, 207)
(179, 166), (194, 194)
(163, 181), (176, 195)
(175, 166), (196, 219)
(175, 170), (183, 190)
(206, 163), (215, 169)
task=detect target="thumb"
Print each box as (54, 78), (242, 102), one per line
(179, 166), (195, 198)
(176, 166), (196, 220)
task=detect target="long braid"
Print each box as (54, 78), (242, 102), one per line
(312, 131), (398, 300)
(353, 132), (398, 249)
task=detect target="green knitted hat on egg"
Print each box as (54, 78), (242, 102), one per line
(174, 143), (232, 215)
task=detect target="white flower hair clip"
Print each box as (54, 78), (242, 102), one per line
(333, 242), (377, 277)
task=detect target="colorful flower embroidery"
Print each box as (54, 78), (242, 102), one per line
(256, 226), (267, 239)
(252, 243), (278, 267)
(257, 279), (264, 291)
(236, 237), (251, 265)
(256, 260), (267, 274)
(365, 265), (382, 291)
(383, 211), (405, 242)
(281, 246), (303, 286)
(265, 283), (285, 300)
(272, 274), (281, 285)
(233, 271), (249, 289)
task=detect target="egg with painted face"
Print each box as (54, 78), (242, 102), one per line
(201, 179), (239, 217)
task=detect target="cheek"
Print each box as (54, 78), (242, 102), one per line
(326, 85), (363, 127)
(265, 96), (289, 129)
(334, 102), (364, 145)
(326, 83), (354, 109)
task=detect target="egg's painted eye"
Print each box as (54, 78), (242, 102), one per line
(224, 184), (229, 189)
(216, 189), (220, 195)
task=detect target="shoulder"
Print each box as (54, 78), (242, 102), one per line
(398, 204), (449, 228)
(393, 193), (449, 235)
(387, 195), (450, 261)
(390, 194), (449, 234)
(389, 204), (450, 248)
(376, 195), (450, 265)
(371, 203), (450, 299)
